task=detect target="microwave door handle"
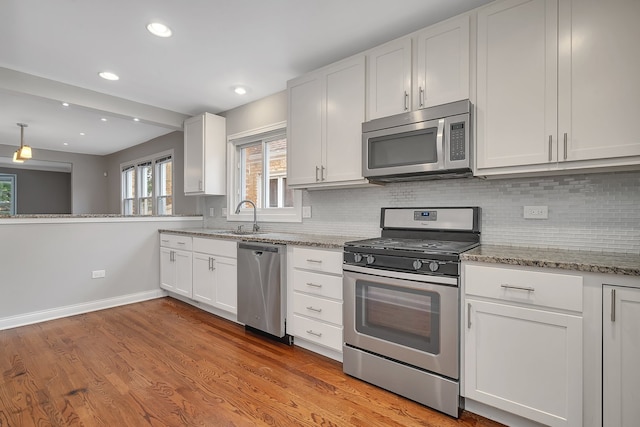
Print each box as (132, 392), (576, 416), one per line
(437, 119), (446, 169)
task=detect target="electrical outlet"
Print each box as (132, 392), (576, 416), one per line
(209, 208), (215, 217)
(302, 206), (312, 218)
(92, 270), (106, 279)
(524, 205), (548, 219)
(222, 208), (228, 217)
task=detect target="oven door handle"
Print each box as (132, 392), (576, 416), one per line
(342, 264), (458, 286)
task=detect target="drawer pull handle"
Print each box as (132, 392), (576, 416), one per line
(161, 239), (170, 243)
(177, 242), (186, 245)
(501, 284), (535, 292)
(306, 259), (323, 263)
(306, 330), (322, 337)
(306, 306), (322, 313)
(467, 303), (472, 329)
(306, 282), (322, 288)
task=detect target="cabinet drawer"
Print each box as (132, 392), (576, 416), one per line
(292, 314), (343, 351)
(293, 292), (342, 325)
(193, 237), (237, 257)
(292, 247), (343, 274)
(465, 264), (583, 312)
(159, 233), (193, 251)
(292, 269), (342, 300)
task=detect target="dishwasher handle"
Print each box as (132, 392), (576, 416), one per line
(238, 242), (283, 253)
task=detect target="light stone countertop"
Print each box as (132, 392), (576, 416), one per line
(158, 228), (367, 249)
(462, 245), (640, 276)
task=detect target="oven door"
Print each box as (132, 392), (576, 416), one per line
(343, 265), (459, 379)
(363, 118), (445, 178)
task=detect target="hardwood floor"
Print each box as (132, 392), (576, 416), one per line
(0, 298), (504, 427)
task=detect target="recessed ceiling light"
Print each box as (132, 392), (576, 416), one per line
(101, 118), (108, 122)
(63, 142), (69, 146)
(133, 117), (140, 122)
(147, 22), (172, 37)
(62, 102), (69, 107)
(80, 132), (85, 136)
(234, 86), (247, 95)
(99, 71), (119, 81)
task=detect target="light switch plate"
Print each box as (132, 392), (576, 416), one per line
(92, 270), (106, 279)
(302, 206), (312, 218)
(524, 205), (548, 219)
(209, 208), (215, 217)
(222, 208), (228, 217)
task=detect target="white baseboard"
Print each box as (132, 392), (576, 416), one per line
(293, 338), (343, 362)
(0, 289), (166, 331)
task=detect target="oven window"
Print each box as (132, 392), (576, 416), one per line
(355, 280), (440, 354)
(368, 127), (438, 169)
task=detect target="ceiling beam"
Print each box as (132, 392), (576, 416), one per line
(0, 67), (188, 130)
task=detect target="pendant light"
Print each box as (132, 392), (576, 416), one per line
(13, 123), (32, 163)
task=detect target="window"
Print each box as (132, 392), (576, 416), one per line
(228, 122), (301, 223)
(0, 174), (17, 216)
(121, 150), (173, 216)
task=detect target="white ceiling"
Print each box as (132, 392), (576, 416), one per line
(0, 0), (492, 156)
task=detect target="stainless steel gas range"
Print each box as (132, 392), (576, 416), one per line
(342, 207), (480, 418)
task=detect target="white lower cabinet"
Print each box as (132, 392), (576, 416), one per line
(288, 246), (343, 353)
(464, 263), (583, 427)
(192, 238), (237, 314)
(159, 234), (193, 298)
(603, 285), (640, 427)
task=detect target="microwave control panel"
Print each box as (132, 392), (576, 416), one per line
(449, 122), (466, 161)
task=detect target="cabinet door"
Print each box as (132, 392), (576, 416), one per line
(214, 256), (237, 314)
(558, 0), (640, 162)
(366, 37), (412, 120)
(193, 253), (214, 305)
(415, 15), (469, 110)
(160, 247), (176, 292)
(287, 73), (323, 186)
(476, 0), (558, 169)
(184, 115), (204, 194)
(603, 286), (640, 427)
(173, 249), (193, 298)
(465, 299), (582, 427)
(324, 56), (366, 183)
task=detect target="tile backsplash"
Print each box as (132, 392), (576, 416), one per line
(204, 171), (640, 254)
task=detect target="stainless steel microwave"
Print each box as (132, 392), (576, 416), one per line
(362, 100), (472, 182)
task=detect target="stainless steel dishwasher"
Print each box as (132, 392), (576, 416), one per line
(237, 242), (291, 343)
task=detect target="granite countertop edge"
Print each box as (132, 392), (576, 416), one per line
(158, 228), (364, 249)
(461, 245), (640, 277)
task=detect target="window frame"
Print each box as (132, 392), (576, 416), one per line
(227, 121), (302, 223)
(120, 149), (174, 216)
(0, 174), (17, 216)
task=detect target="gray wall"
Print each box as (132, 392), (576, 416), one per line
(0, 166), (71, 214)
(104, 130), (197, 215)
(220, 90), (287, 135)
(0, 144), (108, 214)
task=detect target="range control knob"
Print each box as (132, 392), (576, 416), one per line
(366, 255), (376, 265)
(412, 260), (423, 270)
(428, 261), (439, 272)
(353, 253), (363, 263)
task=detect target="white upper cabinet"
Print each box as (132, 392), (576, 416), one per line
(476, 0), (640, 175)
(184, 112), (226, 195)
(287, 55), (367, 189)
(557, 0), (640, 163)
(476, 0), (558, 170)
(414, 15), (470, 110)
(367, 37), (413, 119)
(366, 15), (470, 121)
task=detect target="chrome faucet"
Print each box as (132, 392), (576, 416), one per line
(234, 199), (260, 232)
